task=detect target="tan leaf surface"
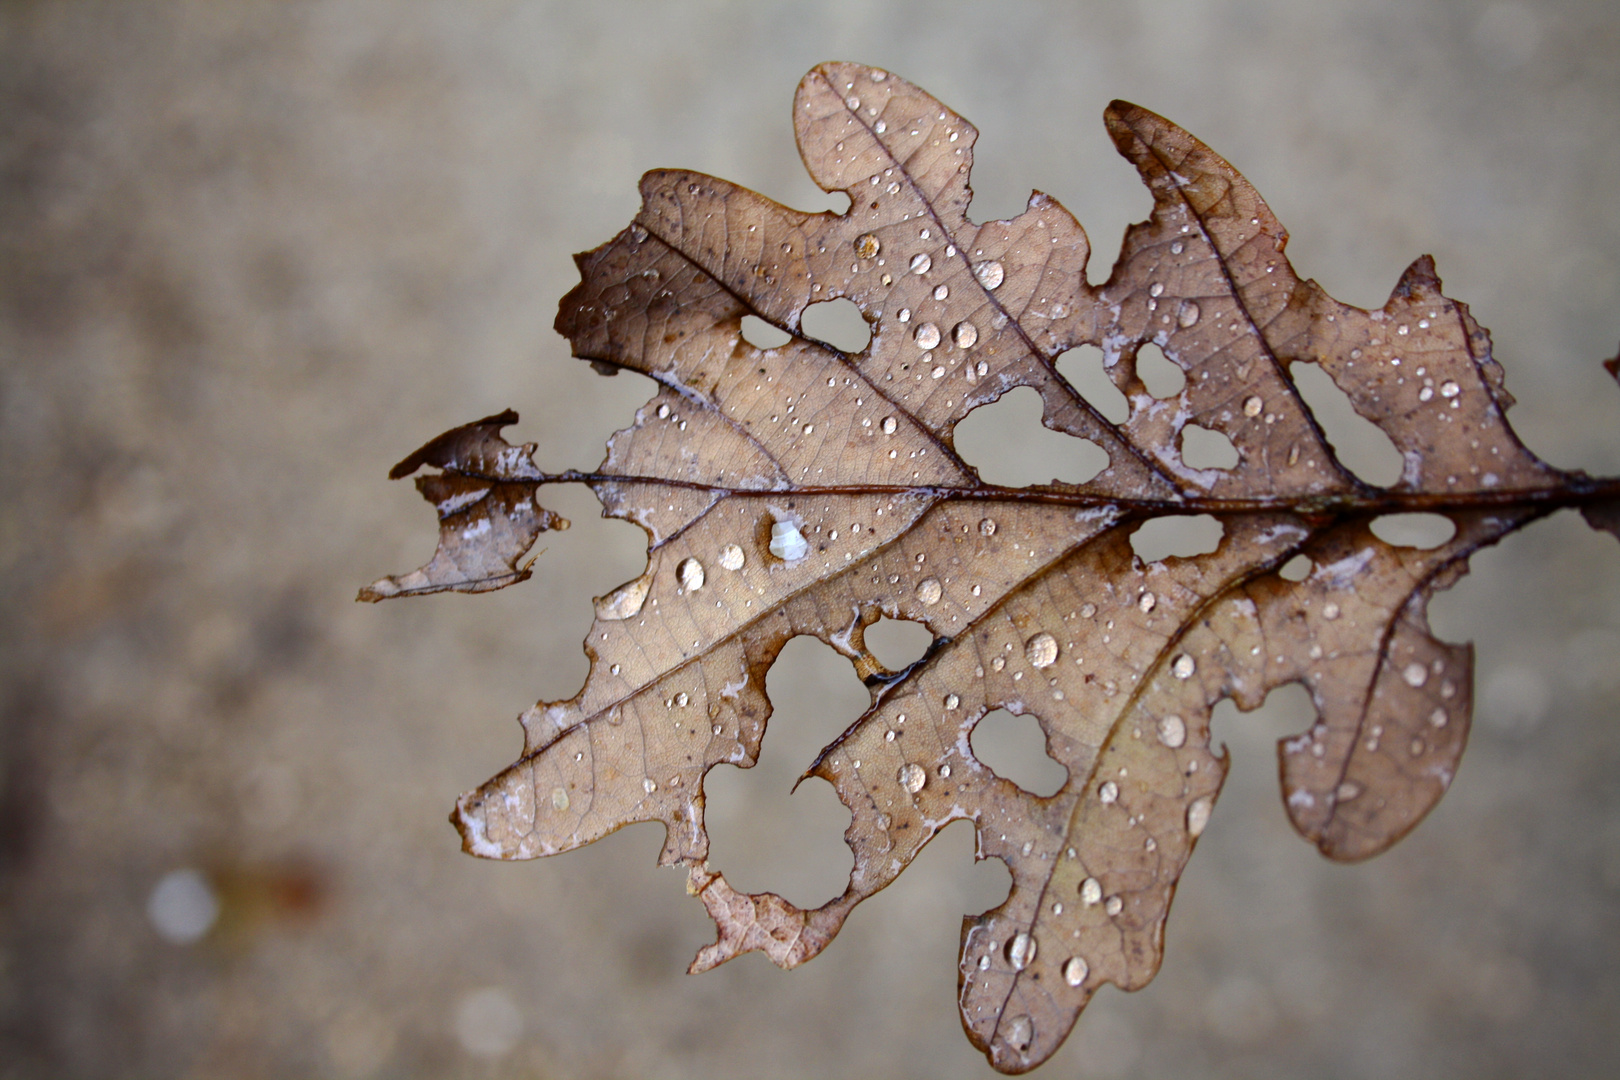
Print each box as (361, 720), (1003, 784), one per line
(365, 64), (1620, 1072)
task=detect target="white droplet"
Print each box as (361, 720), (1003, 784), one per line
(917, 577), (943, 605)
(910, 252), (932, 275)
(1080, 603), (1096, 618)
(147, 868), (218, 945)
(1138, 592), (1156, 613)
(899, 762), (927, 794)
(455, 987), (523, 1059)
(874, 119), (888, 134)
(1098, 780), (1119, 805)
(915, 322), (941, 349)
(1063, 956), (1089, 987)
(933, 284), (949, 301)
(1171, 654), (1196, 679)
(677, 557), (705, 592)
(719, 544), (745, 571)
(1025, 632), (1059, 668)
(1177, 301), (1201, 327)
(1170, 240), (1185, 255)
(1007, 931), (1037, 970)
(657, 402), (670, 419)
(1244, 395), (1264, 417)
(643, 777), (658, 794)
(1080, 877), (1103, 905)
(1440, 380), (1460, 398)
(550, 786), (570, 811)
(1402, 662), (1428, 687)
(1003, 1014), (1034, 1052)
(1157, 714), (1186, 749)
(1322, 602), (1341, 620)
(595, 575), (650, 621)
(769, 520), (809, 562)
(944, 693), (961, 710)
(1429, 706), (1448, 728)
(974, 260), (1005, 290)
(1336, 781), (1362, 802)
(1149, 282), (1165, 297)
(882, 416), (898, 435)
(674, 691), (689, 707)
(854, 233), (880, 259)
(1104, 895), (1123, 916)
(951, 321), (979, 350)
(979, 518), (997, 536)
(1187, 795), (1214, 837)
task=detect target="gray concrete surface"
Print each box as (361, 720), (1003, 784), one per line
(2, 2), (1618, 1077)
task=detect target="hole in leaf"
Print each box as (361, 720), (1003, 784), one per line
(1278, 553), (1312, 581)
(1371, 513), (1456, 549)
(741, 314), (791, 350)
(1055, 344), (1129, 424)
(969, 709), (1068, 797)
(1180, 424), (1239, 470)
(954, 387), (1110, 487)
(1207, 682), (1316, 797)
(1289, 362), (1403, 487)
(1136, 342), (1185, 398)
(865, 617), (932, 671)
(800, 297), (871, 353)
(701, 635), (859, 907)
(1130, 514), (1224, 562)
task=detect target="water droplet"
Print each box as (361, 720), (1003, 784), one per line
(595, 576), (650, 621)
(1063, 956), (1089, 987)
(1429, 707), (1448, 728)
(899, 762), (927, 794)
(939, 763), (951, 778)
(953, 322), (978, 349)
(1098, 780), (1119, 804)
(916, 577), (943, 605)
(1187, 795), (1213, 837)
(915, 322), (941, 349)
(944, 693), (961, 710)
(677, 557), (705, 592)
(657, 402), (670, 419)
(1149, 282), (1165, 297)
(629, 223), (648, 243)
(979, 518), (997, 536)
(910, 252), (932, 275)
(1157, 714), (1186, 749)
(1170, 240), (1185, 255)
(1006, 931), (1037, 970)
(147, 868), (219, 945)
(550, 786), (570, 811)
(1244, 395), (1264, 417)
(1104, 895), (1123, 916)
(643, 778), (658, 794)
(1080, 877), (1102, 905)
(854, 233), (881, 259)
(1025, 632), (1059, 668)
(991, 656), (1006, 672)
(719, 544), (745, 571)
(933, 284), (949, 301)
(1171, 654), (1196, 679)
(770, 520), (809, 562)
(1322, 602), (1341, 620)
(882, 416), (898, 435)
(674, 691), (689, 708)
(1138, 592), (1156, 613)
(1419, 386), (1434, 402)
(1335, 781), (1362, 802)
(1177, 301), (1200, 327)
(874, 119), (888, 134)
(1003, 1014), (1033, 1052)
(1080, 603), (1097, 619)
(978, 953), (991, 970)
(1402, 662), (1428, 687)
(1440, 380), (1460, 398)
(973, 260), (1005, 290)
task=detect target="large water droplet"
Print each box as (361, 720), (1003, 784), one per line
(899, 762), (927, 794)
(1098, 780), (1119, 804)
(719, 543), (745, 571)
(1172, 654), (1196, 679)
(1080, 877), (1102, 905)
(944, 692), (961, 710)
(1104, 895), (1123, 916)
(550, 786), (570, 812)
(974, 260), (1005, 290)
(933, 284), (949, 301)
(595, 576), (650, 621)
(953, 322), (979, 349)
(1440, 380), (1460, 398)
(854, 233), (881, 259)
(1177, 301), (1201, 327)
(1063, 955), (1089, 987)
(1157, 714), (1186, 749)
(770, 520), (809, 562)
(677, 557), (706, 592)
(1138, 592), (1156, 613)
(915, 322), (941, 350)
(979, 518), (997, 536)
(910, 252), (932, 275)
(1243, 395), (1264, 417)
(1025, 632), (1059, 668)
(916, 577), (943, 605)
(1006, 931), (1037, 970)
(881, 416), (898, 435)
(1003, 1014), (1033, 1052)
(1187, 795), (1213, 837)
(1402, 662), (1428, 687)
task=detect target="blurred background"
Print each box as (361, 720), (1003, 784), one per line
(2, 2), (1618, 1077)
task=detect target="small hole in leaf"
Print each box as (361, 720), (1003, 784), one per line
(1278, 553), (1312, 581)
(702, 635), (859, 907)
(1180, 424), (1239, 469)
(1136, 342), (1185, 398)
(970, 709), (1067, 797)
(800, 298), (871, 353)
(954, 387), (1110, 487)
(1289, 362), (1403, 487)
(866, 617), (932, 671)
(1130, 514), (1224, 562)
(1055, 344), (1129, 424)
(741, 315), (791, 350)
(1371, 513), (1456, 549)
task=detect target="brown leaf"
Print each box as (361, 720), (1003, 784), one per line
(368, 65), (1620, 1071)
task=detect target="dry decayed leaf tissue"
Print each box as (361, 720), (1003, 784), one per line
(361, 63), (1620, 1072)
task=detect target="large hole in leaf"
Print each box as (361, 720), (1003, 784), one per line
(800, 297), (871, 353)
(865, 817), (1013, 932)
(1371, 513), (1456, 549)
(1136, 342), (1186, 398)
(1055, 344), (1130, 424)
(701, 635), (860, 907)
(1180, 424), (1239, 470)
(953, 387), (1110, 487)
(741, 314), (791, 350)
(865, 617), (932, 671)
(1206, 682), (1317, 809)
(1130, 514), (1224, 563)
(1288, 362), (1404, 487)
(969, 709), (1068, 796)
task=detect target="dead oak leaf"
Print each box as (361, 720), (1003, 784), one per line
(364, 63), (1620, 1072)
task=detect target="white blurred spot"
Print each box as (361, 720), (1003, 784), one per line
(147, 868), (219, 945)
(455, 987), (523, 1058)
